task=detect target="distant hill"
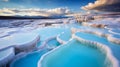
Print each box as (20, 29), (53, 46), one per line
(0, 16), (69, 19)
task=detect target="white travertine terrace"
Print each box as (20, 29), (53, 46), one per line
(107, 35), (120, 45)
(71, 28), (120, 45)
(0, 32), (40, 66)
(38, 32), (119, 67)
(108, 29), (120, 36)
(0, 33), (40, 51)
(0, 47), (15, 67)
(0, 18), (119, 67)
(56, 32), (67, 44)
(72, 33), (119, 67)
(37, 36), (57, 50)
(37, 25), (119, 67)
(80, 18), (120, 29)
(37, 38), (72, 67)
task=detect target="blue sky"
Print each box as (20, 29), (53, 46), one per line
(0, 0), (119, 16)
(0, 0), (95, 12)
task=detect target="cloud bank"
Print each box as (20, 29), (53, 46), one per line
(0, 7), (70, 16)
(81, 0), (120, 12)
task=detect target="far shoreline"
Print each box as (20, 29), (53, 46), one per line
(0, 16), (69, 20)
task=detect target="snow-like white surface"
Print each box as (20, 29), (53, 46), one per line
(0, 18), (72, 29)
(0, 47), (15, 66)
(0, 33), (39, 50)
(0, 47), (14, 59)
(82, 18), (120, 29)
(0, 18), (120, 66)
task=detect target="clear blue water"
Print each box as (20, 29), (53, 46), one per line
(41, 39), (106, 67)
(11, 37), (60, 67)
(58, 30), (71, 42)
(47, 39), (60, 48)
(32, 27), (69, 41)
(75, 32), (120, 61)
(10, 49), (49, 67)
(32, 27), (69, 47)
(113, 34), (120, 38)
(112, 29), (120, 34)
(37, 41), (43, 47)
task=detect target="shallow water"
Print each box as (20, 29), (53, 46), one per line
(75, 32), (120, 61)
(40, 39), (106, 67)
(112, 29), (120, 34)
(11, 49), (49, 67)
(11, 37), (60, 67)
(47, 39), (60, 47)
(58, 30), (71, 42)
(32, 27), (69, 41)
(113, 34), (120, 38)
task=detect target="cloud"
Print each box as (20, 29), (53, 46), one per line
(2, 0), (9, 2)
(81, 0), (120, 12)
(0, 7), (70, 16)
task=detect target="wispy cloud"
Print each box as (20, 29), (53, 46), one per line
(81, 0), (120, 12)
(0, 7), (71, 16)
(1, 0), (9, 2)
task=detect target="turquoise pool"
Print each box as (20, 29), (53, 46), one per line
(75, 32), (120, 61)
(32, 27), (69, 47)
(40, 39), (106, 67)
(58, 30), (71, 42)
(47, 38), (60, 48)
(10, 33), (61, 67)
(111, 29), (120, 34)
(32, 27), (69, 41)
(112, 34), (120, 38)
(10, 49), (49, 67)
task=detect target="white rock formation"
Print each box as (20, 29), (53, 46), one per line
(0, 47), (15, 67)
(56, 32), (67, 44)
(72, 33), (119, 67)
